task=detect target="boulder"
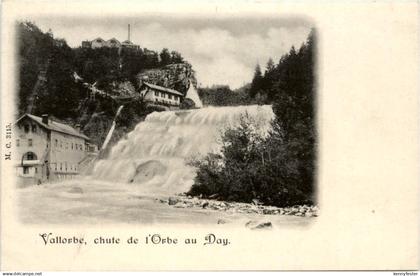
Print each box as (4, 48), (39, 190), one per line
(252, 222), (272, 230)
(168, 197), (179, 205)
(252, 199), (262, 205)
(174, 202), (187, 208)
(245, 221), (272, 230)
(201, 201), (209, 208)
(245, 220), (258, 228)
(208, 194), (219, 199)
(68, 187), (83, 194)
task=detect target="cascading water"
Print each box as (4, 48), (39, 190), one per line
(92, 105), (275, 195)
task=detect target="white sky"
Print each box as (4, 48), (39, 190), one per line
(31, 16), (312, 89)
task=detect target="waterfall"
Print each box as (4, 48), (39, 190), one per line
(92, 105), (275, 195)
(101, 105), (124, 151)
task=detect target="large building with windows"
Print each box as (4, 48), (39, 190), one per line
(14, 114), (96, 186)
(81, 25), (140, 50)
(139, 82), (183, 106)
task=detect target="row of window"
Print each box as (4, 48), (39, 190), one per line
(154, 99), (179, 106)
(153, 91), (179, 101)
(16, 138), (84, 151)
(54, 139), (84, 151)
(21, 163), (78, 174)
(53, 162), (78, 172)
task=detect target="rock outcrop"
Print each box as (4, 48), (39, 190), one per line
(157, 195), (319, 218)
(137, 63), (197, 96)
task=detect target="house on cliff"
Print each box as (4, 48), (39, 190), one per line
(139, 82), (183, 107)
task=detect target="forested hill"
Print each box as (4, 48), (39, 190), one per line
(17, 21), (193, 147)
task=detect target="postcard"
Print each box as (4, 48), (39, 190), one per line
(1, 0), (418, 271)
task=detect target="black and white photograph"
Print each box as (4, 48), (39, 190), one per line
(1, 0), (418, 272)
(14, 15), (317, 226)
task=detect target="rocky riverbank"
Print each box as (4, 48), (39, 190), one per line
(157, 195), (319, 218)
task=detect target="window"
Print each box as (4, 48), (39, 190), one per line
(24, 124), (29, 133)
(154, 91), (159, 96)
(23, 167), (29, 174)
(35, 167), (38, 173)
(60, 163), (62, 171)
(16, 139), (20, 147)
(23, 152), (37, 160)
(174, 96), (178, 101)
(168, 94), (173, 100)
(55, 163), (57, 171)
(60, 141), (62, 148)
(26, 152), (34, 160)
(161, 93), (166, 98)
(28, 139), (33, 147)
(32, 125), (37, 133)
(71, 143), (73, 150)
(55, 139), (58, 147)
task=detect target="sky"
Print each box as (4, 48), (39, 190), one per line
(31, 16), (312, 89)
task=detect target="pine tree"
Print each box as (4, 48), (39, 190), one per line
(159, 48), (171, 66)
(250, 64), (263, 98)
(265, 58), (275, 73)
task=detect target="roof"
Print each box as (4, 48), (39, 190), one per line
(15, 114), (90, 140)
(143, 82), (184, 96)
(93, 37), (104, 42)
(107, 38), (121, 43)
(122, 40), (133, 44)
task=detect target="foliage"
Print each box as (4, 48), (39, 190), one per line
(17, 21), (186, 120)
(198, 85), (256, 106)
(188, 29), (316, 207)
(159, 48), (172, 66)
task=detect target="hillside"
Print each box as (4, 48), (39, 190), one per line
(17, 21), (196, 150)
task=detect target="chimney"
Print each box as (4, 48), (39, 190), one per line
(42, 114), (49, 125)
(128, 24), (131, 41)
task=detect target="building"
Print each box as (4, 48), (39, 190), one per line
(91, 37), (106, 49)
(81, 40), (92, 48)
(106, 38), (121, 48)
(14, 114), (95, 186)
(81, 25), (140, 50)
(139, 82), (183, 106)
(121, 39), (140, 50)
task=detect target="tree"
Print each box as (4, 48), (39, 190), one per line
(188, 30), (317, 207)
(250, 64), (263, 98)
(265, 58), (275, 73)
(159, 48), (171, 66)
(170, 51), (184, 63)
